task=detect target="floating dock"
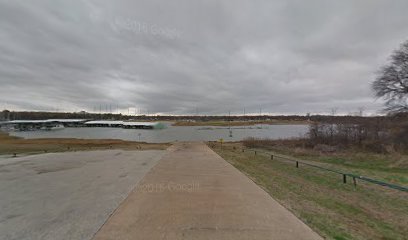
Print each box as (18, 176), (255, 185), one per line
(0, 119), (162, 131)
(84, 121), (160, 129)
(0, 119), (87, 131)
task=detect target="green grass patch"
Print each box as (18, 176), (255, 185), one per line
(210, 142), (408, 240)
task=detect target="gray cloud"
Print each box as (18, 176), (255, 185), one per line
(1, 0), (408, 115)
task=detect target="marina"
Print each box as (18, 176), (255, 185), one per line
(0, 119), (163, 131)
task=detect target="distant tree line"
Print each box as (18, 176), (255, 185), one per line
(2, 109), (407, 124)
(308, 120), (408, 153)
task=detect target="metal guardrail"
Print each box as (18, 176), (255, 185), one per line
(241, 148), (408, 193)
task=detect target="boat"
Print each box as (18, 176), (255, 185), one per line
(50, 124), (65, 130)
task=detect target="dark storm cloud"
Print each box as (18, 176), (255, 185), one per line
(1, 0), (408, 115)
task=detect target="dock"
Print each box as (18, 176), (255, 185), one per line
(0, 119), (162, 131)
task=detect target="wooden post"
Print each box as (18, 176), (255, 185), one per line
(254, 151), (257, 156)
(343, 174), (347, 184)
(271, 155), (274, 160)
(296, 161), (299, 168)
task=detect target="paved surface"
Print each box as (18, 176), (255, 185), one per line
(0, 150), (166, 240)
(93, 142), (322, 240)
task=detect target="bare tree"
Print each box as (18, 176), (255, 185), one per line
(373, 40), (408, 114)
(358, 107), (365, 116)
(330, 107), (338, 116)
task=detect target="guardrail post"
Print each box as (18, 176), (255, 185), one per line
(343, 174), (347, 184)
(296, 161), (299, 168)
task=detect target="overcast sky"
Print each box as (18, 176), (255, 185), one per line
(1, 0), (408, 115)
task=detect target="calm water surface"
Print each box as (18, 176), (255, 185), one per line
(9, 124), (309, 143)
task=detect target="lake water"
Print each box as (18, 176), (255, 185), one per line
(9, 124), (309, 143)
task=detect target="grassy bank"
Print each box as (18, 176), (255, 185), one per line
(173, 120), (311, 126)
(242, 138), (408, 186)
(0, 131), (170, 156)
(209, 141), (408, 240)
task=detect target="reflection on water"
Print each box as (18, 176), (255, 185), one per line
(9, 124), (309, 143)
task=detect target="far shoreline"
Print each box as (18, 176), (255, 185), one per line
(172, 120), (312, 127)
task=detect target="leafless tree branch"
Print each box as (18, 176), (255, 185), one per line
(372, 40), (408, 114)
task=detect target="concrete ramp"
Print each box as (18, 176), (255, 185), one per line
(93, 142), (322, 240)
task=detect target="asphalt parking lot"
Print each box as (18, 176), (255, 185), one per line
(0, 150), (166, 240)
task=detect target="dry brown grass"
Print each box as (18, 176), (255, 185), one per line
(0, 131), (170, 156)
